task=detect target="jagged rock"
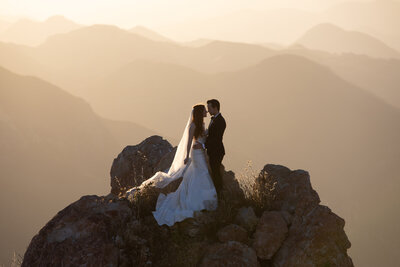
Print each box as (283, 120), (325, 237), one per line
(279, 210), (293, 226)
(217, 224), (248, 243)
(177, 209), (219, 238)
(200, 241), (260, 267)
(255, 164), (353, 267)
(221, 168), (246, 207)
(22, 195), (133, 267)
(154, 146), (177, 173)
(252, 211), (288, 260)
(110, 135), (174, 196)
(22, 137), (353, 267)
(272, 205), (353, 267)
(235, 206), (259, 232)
(254, 164), (320, 216)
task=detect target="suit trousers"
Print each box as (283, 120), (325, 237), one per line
(208, 152), (224, 196)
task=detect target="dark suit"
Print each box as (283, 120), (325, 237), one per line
(205, 113), (226, 195)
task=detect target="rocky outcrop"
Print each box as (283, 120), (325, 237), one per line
(254, 164), (353, 267)
(21, 195), (132, 266)
(217, 224), (248, 243)
(22, 136), (354, 267)
(110, 136), (175, 196)
(200, 241), (260, 267)
(235, 206), (259, 232)
(252, 211), (289, 260)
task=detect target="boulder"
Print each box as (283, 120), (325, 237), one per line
(22, 195), (133, 267)
(217, 224), (248, 243)
(272, 205), (353, 267)
(178, 210), (219, 239)
(252, 211), (288, 259)
(254, 164), (353, 267)
(235, 206), (259, 232)
(221, 168), (246, 207)
(110, 135), (175, 196)
(200, 241), (259, 267)
(254, 164), (320, 215)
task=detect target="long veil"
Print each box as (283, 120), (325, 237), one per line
(131, 109), (193, 191)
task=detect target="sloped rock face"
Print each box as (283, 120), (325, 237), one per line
(235, 206), (259, 232)
(254, 164), (354, 267)
(110, 135), (175, 196)
(255, 164), (321, 215)
(217, 224), (248, 243)
(252, 211), (288, 260)
(272, 205), (353, 267)
(21, 195), (133, 266)
(22, 137), (353, 267)
(200, 241), (260, 267)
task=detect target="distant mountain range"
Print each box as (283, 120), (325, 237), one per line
(296, 23), (400, 59)
(1, 24), (399, 110)
(129, 25), (174, 43)
(323, 0), (400, 51)
(0, 66), (157, 265)
(2, 0), (399, 50)
(280, 46), (400, 109)
(0, 9), (400, 266)
(0, 15), (82, 46)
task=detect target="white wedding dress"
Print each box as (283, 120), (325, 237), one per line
(152, 134), (218, 226)
(126, 109), (218, 226)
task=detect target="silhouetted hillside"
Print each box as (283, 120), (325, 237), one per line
(279, 46), (400, 109)
(0, 66), (156, 265)
(0, 15), (82, 46)
(324, 0), (400, 51)
(129, 25), (174, 43)
(296, 23), (400, 59)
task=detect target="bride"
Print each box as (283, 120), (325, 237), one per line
(126, 104), (218, 226)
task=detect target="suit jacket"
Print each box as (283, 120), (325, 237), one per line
(205, 113), (226, 158)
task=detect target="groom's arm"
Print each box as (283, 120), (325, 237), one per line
(204, 119), (225, 149)
(213, 118), (226, 143)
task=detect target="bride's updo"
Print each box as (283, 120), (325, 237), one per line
(192, 104), (206, 139)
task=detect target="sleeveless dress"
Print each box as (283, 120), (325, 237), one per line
(152, 134), (218, 226)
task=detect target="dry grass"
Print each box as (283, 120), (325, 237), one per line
(0, 251), (23, 267)
(236, 160), (277, 214)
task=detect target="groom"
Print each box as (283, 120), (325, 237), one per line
(194, 99), (226, 198)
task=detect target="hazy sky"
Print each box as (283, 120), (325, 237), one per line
(0, 0), (378, 28)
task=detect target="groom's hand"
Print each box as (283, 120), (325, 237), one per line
(192, 143), (203, 150)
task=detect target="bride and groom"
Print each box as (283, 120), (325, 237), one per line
(130, 99), (226, 226)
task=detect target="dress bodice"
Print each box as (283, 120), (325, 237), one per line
(196, 135), (206, 144)
(192, 122), (207, 145)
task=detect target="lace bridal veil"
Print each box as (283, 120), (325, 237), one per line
(126, 109), (193, 195)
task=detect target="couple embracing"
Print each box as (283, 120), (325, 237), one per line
(132, 99), (226, 226)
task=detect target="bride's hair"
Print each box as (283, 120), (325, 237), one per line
(192, 104), (205, 139)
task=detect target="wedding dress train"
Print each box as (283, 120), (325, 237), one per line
(126, 109), (218, 226)
(152, 135), (218, 226)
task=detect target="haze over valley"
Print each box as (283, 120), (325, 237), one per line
(1, 1), (399, 266)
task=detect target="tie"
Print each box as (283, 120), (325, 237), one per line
(209, 116), (215, 127)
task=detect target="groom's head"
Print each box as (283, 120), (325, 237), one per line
(207, 99), (220, 115)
